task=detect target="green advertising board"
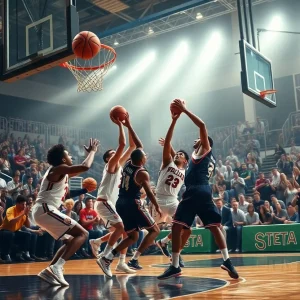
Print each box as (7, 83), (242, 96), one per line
(242, 224), (300, 252)
(157, 228), (217, 253)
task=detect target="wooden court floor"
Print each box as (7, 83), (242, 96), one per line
(1, 253), (300, 299)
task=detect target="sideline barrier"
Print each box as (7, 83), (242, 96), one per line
(158, 224), (300, 253)
(157, 228), (217, 253)
(242, 224), (300, 252)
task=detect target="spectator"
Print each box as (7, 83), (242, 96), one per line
(62, 199), (78, 222)
(277, 154), (293, 177)
(284, 203), (299, 223)
(22, 164), (39, 187)
(23, 177), (35, 195)
(284, 181), (298, 206)
(0, 195), (33, 263)
(240, 163), (251, 189)
(255, 117), (265, 134)
(292, 167), (300, 188)
(224, 165), (234, 182)
(216, 160), (226, 174)
(231, 201), (246, 252)
(237, 121), (245, 136)
(233, 161), (242, 175)
(295, 153), (300, 169)
(259, 205), (273, 225)
(0, 188), (13, 217)
(270, 195), (286, 213)
(238, 194), (249, 213)
(226, 149), (239, 166)
(230, 172), (246, 198)
(74, 194), (86, 209)
(272, 202), (288, 224)
(264, 200), (273, 213)
(254, 172), (272, 200)
(215, 199), (232, 251)
(0, 147), (12, 179)
(290, 140), (299, 161)
(245, 203), (260, 225)
(276, 173), (289, 201)
(270, 168), (280, 192)
(252, 192), (264, 213)
(79, 197), (101, 257)
(274, 144), (285, 161)
(7, 171), (22, 201)
(13, 148), (28, 171)
(0, 177), (7, 189)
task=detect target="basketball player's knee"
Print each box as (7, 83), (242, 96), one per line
(114, 222), (124, 233)
(151, 224), (160, 237)
(128, 231), (139, 242)
(82, 229), (89, 240)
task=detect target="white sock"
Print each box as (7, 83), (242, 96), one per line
(161, 236), (171, 244)
(25, 251), (30, 256)
(105, 251), (114, 260)
(132, 251), (141, 260)
(220, 248), (229, 261)
(172, 253), (180, 268)
(102, 244), (113, 256)
(53, 257), (66, 269)
(119, 254), (126, 263)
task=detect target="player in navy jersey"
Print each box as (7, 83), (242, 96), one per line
(97, 121), (162, 277)
(158, 99), (239, 280)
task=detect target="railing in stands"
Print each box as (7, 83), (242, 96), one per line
(281, 111), (300, 146)
(0, 117), (8, 131)
(8, 118), (47, 135)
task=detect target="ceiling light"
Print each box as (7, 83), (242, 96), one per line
(148, 27), (154, 35)
(196, 12), (203, 20)
(113, 40), (119, 46)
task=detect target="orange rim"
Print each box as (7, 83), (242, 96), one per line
(260, 89), (277, 98)
(60, 44), (117, 71)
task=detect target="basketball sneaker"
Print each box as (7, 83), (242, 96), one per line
(127, 259), (143, 270)
(89, 239), (101, 258)
(157, 265), (182, 280)
(156, 240), (171, 257)
(46, 266), (69, 286)
(221, 258), (239, 279)
(116, 262), (136, 274)
(38, 268), (60, 286)
(97, 256), (113, 278)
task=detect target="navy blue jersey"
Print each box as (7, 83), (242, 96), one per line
(118, 161), (145, 201)
(185, 150), (216, 186)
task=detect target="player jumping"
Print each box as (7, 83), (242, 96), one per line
(97, 127), (162, 278)
(90, 115), (138, 275)
(153, 110), (190, 267)
(157, 100), (239, 280)
(32, 139), (99, 286)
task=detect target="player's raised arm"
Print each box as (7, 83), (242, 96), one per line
(48, 139), (99, 180)
(172, 99), (210, 154)
(161, 113), (180, 169)
(122, 114), (143, 149)
(119, 125), (136, 167)
(136, 170), (162, 217)
(107, 118), (126, 173)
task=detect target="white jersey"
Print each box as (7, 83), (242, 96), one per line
(35, 167), (69, 209)
(97, 164), (122, 204)
(156, 161), (185, 199)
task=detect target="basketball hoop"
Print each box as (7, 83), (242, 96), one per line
(259, 89), (277, 99)
(60, 44), (116, 92)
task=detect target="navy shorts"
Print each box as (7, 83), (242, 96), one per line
(173, 185), (221, 228)
(116, 198), (155, 233)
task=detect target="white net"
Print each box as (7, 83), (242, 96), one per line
(62, 44), (116, 92)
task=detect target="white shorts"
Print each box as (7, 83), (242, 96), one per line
(32, 203), (77, 240)
(152, 196), (179, 225)
(95, 200), (122, 229)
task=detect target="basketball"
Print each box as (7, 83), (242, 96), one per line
(170, 99), (185, 115)
(82, 177), (97, 192)
(72, 31), (101, 60)
(110, 105), (127, 122)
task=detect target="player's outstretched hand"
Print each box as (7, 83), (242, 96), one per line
(171, 111), (181, 120)
(122, 113), (131, 128)
(172, 99), (187, 113)
(84, 138), (100, 153)
(158, 138), (165, 147)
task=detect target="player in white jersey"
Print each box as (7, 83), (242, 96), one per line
(89, 114), (143, 276)
(154, 111), (190, 266)
(32, 139), (99, 286)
